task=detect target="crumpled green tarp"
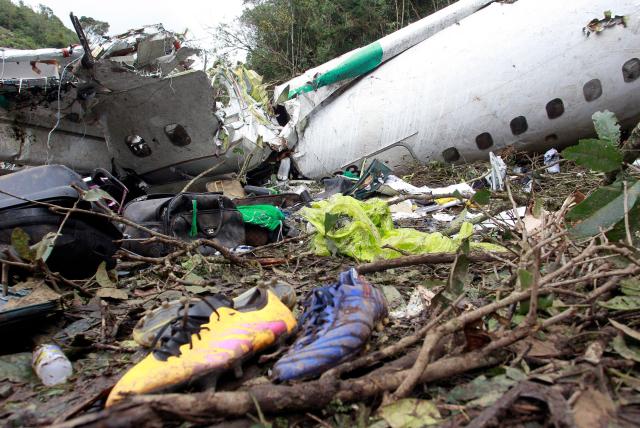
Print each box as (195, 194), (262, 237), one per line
(237, 204), (285, 231)
(301, 195), (504, 261)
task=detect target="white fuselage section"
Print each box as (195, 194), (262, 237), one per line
(289, 0), (640, 178)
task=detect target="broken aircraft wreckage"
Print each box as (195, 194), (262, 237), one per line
(1, 0), (640, 188)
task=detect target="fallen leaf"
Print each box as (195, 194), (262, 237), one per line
(11, 228), (34, 261)
(184, 285), (209, 294)
(609, 319), (640, 342)
(448, 254), (469, 297)
(379, 399), (441, 428)
(96, 288), (128, 300)
(621, 277), (640, 296)
(572, 387), (615, 428)
(96, 261), (115, 288)
(599, 295), (640, 311)
(611, 335), (640, 363)
(448, 374), (516, 406)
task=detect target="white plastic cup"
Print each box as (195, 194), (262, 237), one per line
(32, 344), (73, 386)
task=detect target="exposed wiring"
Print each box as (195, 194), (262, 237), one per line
(46, 56), (82, 162)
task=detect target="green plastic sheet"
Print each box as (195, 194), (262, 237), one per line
(237, 205), (285, 231)
(301, 195), (504, 261)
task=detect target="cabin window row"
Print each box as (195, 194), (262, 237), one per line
(441, 58), (640, 163)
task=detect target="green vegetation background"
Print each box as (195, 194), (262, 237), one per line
(0, 0), (77, 49)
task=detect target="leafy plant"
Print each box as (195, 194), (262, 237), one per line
(563, 111), (623, 173)
(562, 111), (639, 241)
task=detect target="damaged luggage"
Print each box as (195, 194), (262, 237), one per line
(121, 193), (245, 257)
(0, 165), (122, 278)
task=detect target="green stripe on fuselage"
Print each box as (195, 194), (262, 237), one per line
(288, 41), (383, 98)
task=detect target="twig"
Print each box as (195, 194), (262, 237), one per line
(180, 162), (225, 193)
(251, 232), (312, 253)
(52, 351), (502, 427)
(356, 251), (514, 274)
(623, 181), (633, 246)
(1, 262), (8, 297)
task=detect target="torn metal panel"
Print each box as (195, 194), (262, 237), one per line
(95, 69), (269, 184)
(279, 0), (640, 179)
(0, 24), (274, 185)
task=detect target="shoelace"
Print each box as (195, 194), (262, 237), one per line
(295, 286), (339, 345)
(150, 295), (231, 361)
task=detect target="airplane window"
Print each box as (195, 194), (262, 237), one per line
(164, 124), (192, 146)
(510, 116), (528, 135)
(623, 58), (640, 82)
(546, 98), (564, 119)
(583, 79), (603, 102)
(442, 147), (460, 163)
(476, 132), (494, 149)
(125, 135), (152, 157)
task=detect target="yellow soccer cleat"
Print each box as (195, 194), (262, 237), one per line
(106, 289), (296, 407)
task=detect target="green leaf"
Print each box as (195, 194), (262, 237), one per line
(562, 138), (622, 173)
(567, 180), (640, 239)
(471, 189), (491, 206)
(95, 261), (115, 288)
(599, 295), (640, 311)
(447, 374), (516, 405)
(592, 110), (621, 144)
(607, 200), (640, 243)
(448, 254), (469, 297)
(11, 228), (34, 261)
(379, 399), (441, 428)
(82, 188), (116, 203)
(611, 335), (640, 363)
(621, 278), (640, 296)
(31, 232), (58, 262)
(609, 319), (640, 342)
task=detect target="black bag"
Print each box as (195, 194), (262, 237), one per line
(121, 193), (245, 257)
(0, 165), (122, 279)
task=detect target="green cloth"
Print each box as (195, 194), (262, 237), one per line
(301, 195), (505, 262)
(237, 205), (285, 231)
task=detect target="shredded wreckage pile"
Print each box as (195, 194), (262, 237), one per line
(2, 3), (640, 428)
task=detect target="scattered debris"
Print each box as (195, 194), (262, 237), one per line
(1, 1), (640, 427)
(32, 344), (73, 386)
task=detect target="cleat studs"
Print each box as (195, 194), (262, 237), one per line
(376, 322), (384, 332)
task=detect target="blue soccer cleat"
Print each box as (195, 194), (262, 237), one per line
(271, 268), (388, 381)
